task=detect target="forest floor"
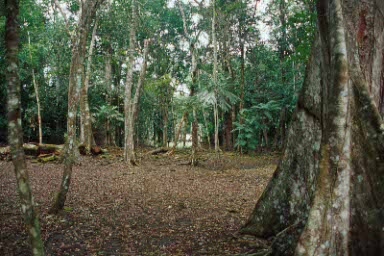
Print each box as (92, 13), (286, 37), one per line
(0, 148), (279, 256)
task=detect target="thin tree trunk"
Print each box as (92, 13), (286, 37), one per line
(203, 111), (211, 150)
(5, 1), (45, 254)
(80, 18), (98, 150)
(124, 0), (136, 162)
(50, 0), (102, 214)
(183, 115), (188, 147)
(231, 105), (236, 148)
(171, 112), (188, 153)
(262, 128), (268, 148)
(27, 32), (43, 145)
(124, 25), (150, 165)
(163, 109), (168, 147)
(212, 1), (220, 157)
(224, 112), (233, 151)
(237, 1), (247, 154)
(190, 109), (198, 166)
(105, 42), (115, 146)
(273, 106), (286, 150)
(177, 0), (199, 164)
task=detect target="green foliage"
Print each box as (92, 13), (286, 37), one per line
(93, 105), (124, 128)
(0, 0), (316, 150)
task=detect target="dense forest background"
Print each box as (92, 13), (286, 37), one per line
(0, 0), (316, 152)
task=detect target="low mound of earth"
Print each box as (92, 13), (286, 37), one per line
(0, 150), (278, 255)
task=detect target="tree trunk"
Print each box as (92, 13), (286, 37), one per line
(190, 109), (198, 166)
(203, 111), (211, 150)
(241, 0), (384, 255)
(163, 108), (168, 147)
(80, 18), (98, 150)
(124, 26), (150, 165)
(231, 105), (236, 148)
(124, 0), (136, 162)
(177, 0), (199, 164)
(183, 115), (188, 147)
(212, 1), (220, 157)
(5, 1), (45, 254)
(238, 24), (245, 154)
(224, 112), (233, 151)
(50, 0), (102, 214)
(170, 112), (188, 153)
(27, 31), (43, 145)
(105, 42), (115, 146)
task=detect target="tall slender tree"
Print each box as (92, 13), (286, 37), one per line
(27, 31), (43, 145)
(176, 0), (199, 165)
(212, 0), (220, 156)
(80, 18), (98, 150)
(5, 0), (45, 254)
(50, 0), (104, 214)
(124, 0), (150, 164)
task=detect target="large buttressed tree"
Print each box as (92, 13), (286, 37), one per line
(241, 0), (384, 255)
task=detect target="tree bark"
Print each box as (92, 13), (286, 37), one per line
(50, 0), (102, 214)
(123, 0), (136, 162)
(105, 42), (115, 146)
(203, 111), (211, 150)
(273, 106), (287, 150)
(238, 16), (245, 154)
(241, 0), (384, 255)
(177, 0), (199, 164)
(5, 1), (45, 254)
(80, 18), (98, 150)
(190, 109), (198, 166)
(162, 110), (168, 147)
(124, 13), (150, 166)
(27, 31), (43, 145)
(182, 113), (188, 147)
(212, 1), (220, 157)
(170, 112), (188, 153)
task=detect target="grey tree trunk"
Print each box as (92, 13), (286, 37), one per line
(241, 0), (384, 255)
(238, 17), (245, 154)
(80, 18), (98, 150)
(183, 119), (188, 147)
(123, 2), (150, 164)
(105, 43), (115, 146)
(50, 0), (103, 214)
(27, 31), (43, 145)
(177, 0), (199, 164)
(170, 112), (188, 154)
(123, 0), (136, 163)
(5, 1), (45, 254)
(212, 1), (220, 156)
(203, 111), (211, 150)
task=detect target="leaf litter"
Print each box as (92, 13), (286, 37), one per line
(0, 150), (278, 255)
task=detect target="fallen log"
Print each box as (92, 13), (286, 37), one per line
(0, 143), (107, 160)
(38, 154), (57, 163)
(146, 147), (169, 155)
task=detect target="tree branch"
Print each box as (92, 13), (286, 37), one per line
(54, 0), (72, 38)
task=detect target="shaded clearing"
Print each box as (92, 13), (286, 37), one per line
(0, 150), (278, 255)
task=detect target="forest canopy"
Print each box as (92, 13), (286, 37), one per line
(0, 0), (316, 151)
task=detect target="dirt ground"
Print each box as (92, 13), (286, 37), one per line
(0, 149), (278, 256)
